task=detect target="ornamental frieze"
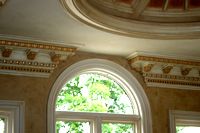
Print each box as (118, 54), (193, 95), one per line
(128, 52), (200, 90)
(0, 39), (76, 77)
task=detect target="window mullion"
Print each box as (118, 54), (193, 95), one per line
(90, 120), (94, 133)
(56, 111), (140, 133)
(94, 117), (102, 133)
(56, 111), (96, 121)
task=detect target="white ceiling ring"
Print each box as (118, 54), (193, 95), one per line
(60, 0), (200, 39)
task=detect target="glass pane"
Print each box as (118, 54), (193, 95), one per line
(56, 121), (90, 133)
(102, 123), (134, 133)
(56, 73), (136, 114)
(176, 126), (200, 133)
(0, 117), (5, 133)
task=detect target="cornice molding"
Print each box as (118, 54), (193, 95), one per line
(128, 52), (200, 90)
(0, 40), (76, 52)
(0, 39), (76, 78)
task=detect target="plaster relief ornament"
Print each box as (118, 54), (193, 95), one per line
(162, 66), (173, 74)
(128, 52), (200, 89)
(0, 40), (76, 77)
(1, 47), (12, 58)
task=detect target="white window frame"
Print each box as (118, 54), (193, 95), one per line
(0, 110), (13, 133)
(0, 100), (24, 133)
(169, 110), (200, 133)
(56, 111), (140, 133)
(48, 59), (152, 133)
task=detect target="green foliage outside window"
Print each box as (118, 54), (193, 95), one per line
(102, 123), (133, 133)
(176, 126), (184, 133)
(176, 126), (200, 133)
(56, 121), (90, 133)
(0, 117), (5, 133)
(56, 73), (135, 133)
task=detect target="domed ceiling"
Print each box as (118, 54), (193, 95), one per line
(61, 0), (200, 39)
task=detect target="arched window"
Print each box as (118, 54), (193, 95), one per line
(48, 59), (152, 133)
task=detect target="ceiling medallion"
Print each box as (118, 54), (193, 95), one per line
(128, 52), (200, 90)
(61, 0), (200, 39)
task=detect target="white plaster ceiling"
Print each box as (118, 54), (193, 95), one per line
(0, 0), (200, 57)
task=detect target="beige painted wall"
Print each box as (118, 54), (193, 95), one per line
(0, 52), (200, 133)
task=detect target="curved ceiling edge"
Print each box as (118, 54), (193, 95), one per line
(60, 0), (200, 39)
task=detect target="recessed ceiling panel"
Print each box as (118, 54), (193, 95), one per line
(61, 0), (200, 39)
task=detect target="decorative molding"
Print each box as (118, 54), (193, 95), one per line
(62, 0), (200, 39)
(128, 52), (200, 90)
(0, 39), (76, 77)
(162, 65), (173, 74)
(143, 64), (154, 72)
(181, 68), (192, 76)
(1, 47), (12, 57)
(129, 56), (200, 66)
(50, 52), (61, 63)
(0, 40), (76, 52)
(0, 66), (52, 73)
(26, 49), (37, 60)
(0, 59), (56, 68)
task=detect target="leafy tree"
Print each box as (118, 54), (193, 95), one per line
(56, 73), (134, 133)
(0, 118), (5, 133)
(176, 126), (184, 133)
(102, 123), (133, 133)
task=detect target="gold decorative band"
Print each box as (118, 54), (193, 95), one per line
(0, 59), (57, 68)
(0, 65), (52, 73)
(146, 78), (200, 87)
(130, 56), (200, 66)
(0, 40), (76, 52)
(144, 73), (200, 82)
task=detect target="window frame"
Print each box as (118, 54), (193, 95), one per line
(0, 110), (12, 133)
(0, 100), (24, 133)
(169, 110), (200, 133)
(56, 111), (140, 133)
(48, 59), (152, 133)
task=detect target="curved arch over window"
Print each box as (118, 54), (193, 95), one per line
(48, 59), (152, 133)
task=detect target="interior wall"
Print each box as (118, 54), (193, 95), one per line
(0, 52), (200, 133)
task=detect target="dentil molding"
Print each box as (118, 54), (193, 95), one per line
(0, 39), (76, 77)
(128, 52), (200, 90)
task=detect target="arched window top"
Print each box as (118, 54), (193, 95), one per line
(56, 73), (138, 115)
(48, 59), (152, 133)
